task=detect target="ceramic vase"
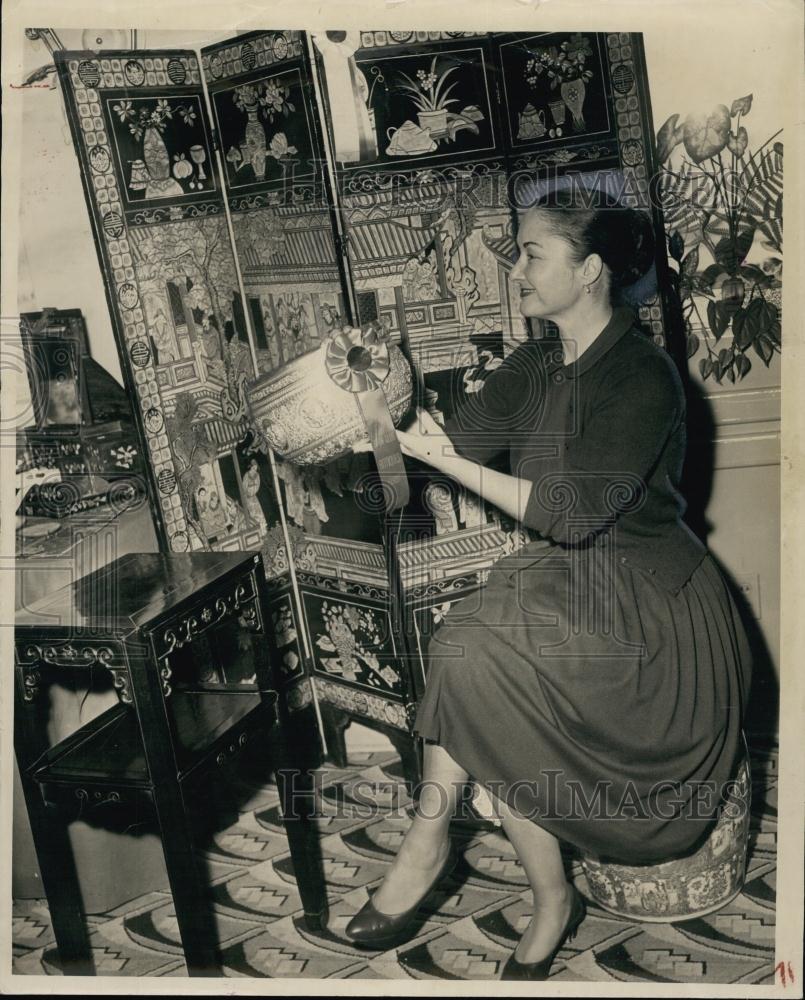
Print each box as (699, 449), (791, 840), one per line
(143, 126), (171, 181)
(417, 108), (448, 134)
(548, 99), (567, 126)
(367, 108), (379, 158)
(561, 78), (587, 131)
(243, 106), (267, 180)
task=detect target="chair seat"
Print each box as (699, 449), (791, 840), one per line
(580, 750), (751, 922)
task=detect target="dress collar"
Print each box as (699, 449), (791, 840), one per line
(542, 306), (637, 378)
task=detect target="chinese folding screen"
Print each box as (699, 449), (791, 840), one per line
(56, 29), (670, 770)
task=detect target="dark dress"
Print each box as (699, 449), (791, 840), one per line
(414, 308), (753, 864)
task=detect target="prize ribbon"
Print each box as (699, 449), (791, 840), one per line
(325, 327), (410, 511)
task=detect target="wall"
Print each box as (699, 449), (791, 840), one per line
(644, 33), (782, 731)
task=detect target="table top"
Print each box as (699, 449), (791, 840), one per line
(16, 493), (157, 561)
(15, 551), (260, 637)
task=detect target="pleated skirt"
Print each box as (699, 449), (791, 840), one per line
(414, 540), (753, 864)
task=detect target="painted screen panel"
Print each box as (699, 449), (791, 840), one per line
(56, 50), (282, 559)
(203, 32), (394, 552)
(202, 31), (418, 725)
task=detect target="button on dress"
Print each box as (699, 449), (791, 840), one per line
(413, 309), (753, 863)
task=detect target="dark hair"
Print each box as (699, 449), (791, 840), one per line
(529, 188), (655, 299)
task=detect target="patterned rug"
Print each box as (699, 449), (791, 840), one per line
(12, 737), (778, 982)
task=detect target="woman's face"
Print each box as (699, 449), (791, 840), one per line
(510, 210), (587, 321)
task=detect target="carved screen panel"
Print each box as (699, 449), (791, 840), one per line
(201, 31), (418, 730)
(495, 31), (619, 169)
(203, 31), (346, 372)
(493, 31), (668, 341)
(53, 49), (314, 726)
(55, 50), (286, 563)
(314, 32), (530, 706)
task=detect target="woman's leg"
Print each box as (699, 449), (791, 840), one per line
(492, 792), (576, 963)
(369, 742), (468, 914)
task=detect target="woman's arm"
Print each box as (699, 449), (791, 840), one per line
(516, 353), (682, 542)
(437, 342), (538, 464)
(396, 409), (533, 524)
(397, 349), (682, 542)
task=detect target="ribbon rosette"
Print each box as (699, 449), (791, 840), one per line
(325, 328), (390, 393)
(323, 324), (409, 511)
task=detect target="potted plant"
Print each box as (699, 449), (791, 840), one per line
(113, 97), (197, 189)
(525, 34), (594, 131)
(231, 80), (295, 180)
(656, 94), (783, 383)
(397, 57), (460, 134)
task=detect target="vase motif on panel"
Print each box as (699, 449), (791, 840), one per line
(110, 96), (210, 201)
(561, 77), (587, 132)
(243, 106), (268, 180)
(143, 126), (184, 199)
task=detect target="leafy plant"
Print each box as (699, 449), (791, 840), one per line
(525, 34), (594, 89)
(397, 57), (461, 113)
(112, 98), (197, 140)
(259, 80), (294, 122)
(656, 94), (783, 382)
(233, 79), (295, 122)
(232, 83), (259, 110)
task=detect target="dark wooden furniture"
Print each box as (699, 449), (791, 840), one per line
(18, 308), (147, 518)
(14, 551), (327, 976)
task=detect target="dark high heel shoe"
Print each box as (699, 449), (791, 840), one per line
(344, 843), (458, 950)
(500, 884), (586, 981)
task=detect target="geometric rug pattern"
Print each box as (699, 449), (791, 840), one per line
(12, 736), (778, 982)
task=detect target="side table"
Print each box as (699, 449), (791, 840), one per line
(14, 551), (327, 976)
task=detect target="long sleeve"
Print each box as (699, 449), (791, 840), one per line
(443, 342), (543, 465)
(518, 352), (683, 543)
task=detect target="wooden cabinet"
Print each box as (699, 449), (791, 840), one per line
(14, 551), (327, 975)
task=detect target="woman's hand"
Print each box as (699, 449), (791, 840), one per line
(350, 408), (458, 470)
(348, 406), (533, 526)
(396, 408), (459, 467)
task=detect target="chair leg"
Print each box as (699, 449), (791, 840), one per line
(16, 768), (94, 975)
(151, 782), (222, 976)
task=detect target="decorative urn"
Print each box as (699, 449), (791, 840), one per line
(245, 326), (414, 466)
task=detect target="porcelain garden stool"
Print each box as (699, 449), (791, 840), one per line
(580, 742), (751, 922)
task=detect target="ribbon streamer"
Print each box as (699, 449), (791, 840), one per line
(356, 388), (410, 512)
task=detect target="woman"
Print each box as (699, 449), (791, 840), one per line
(344, 189), (752, 981)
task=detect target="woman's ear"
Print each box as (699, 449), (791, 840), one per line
(582, 252), (605, 289)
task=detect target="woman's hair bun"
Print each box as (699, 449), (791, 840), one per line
(607, 204), (655, 288)
(531, 186), (656, 296)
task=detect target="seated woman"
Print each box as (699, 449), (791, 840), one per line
(344, 188), (752, 980)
